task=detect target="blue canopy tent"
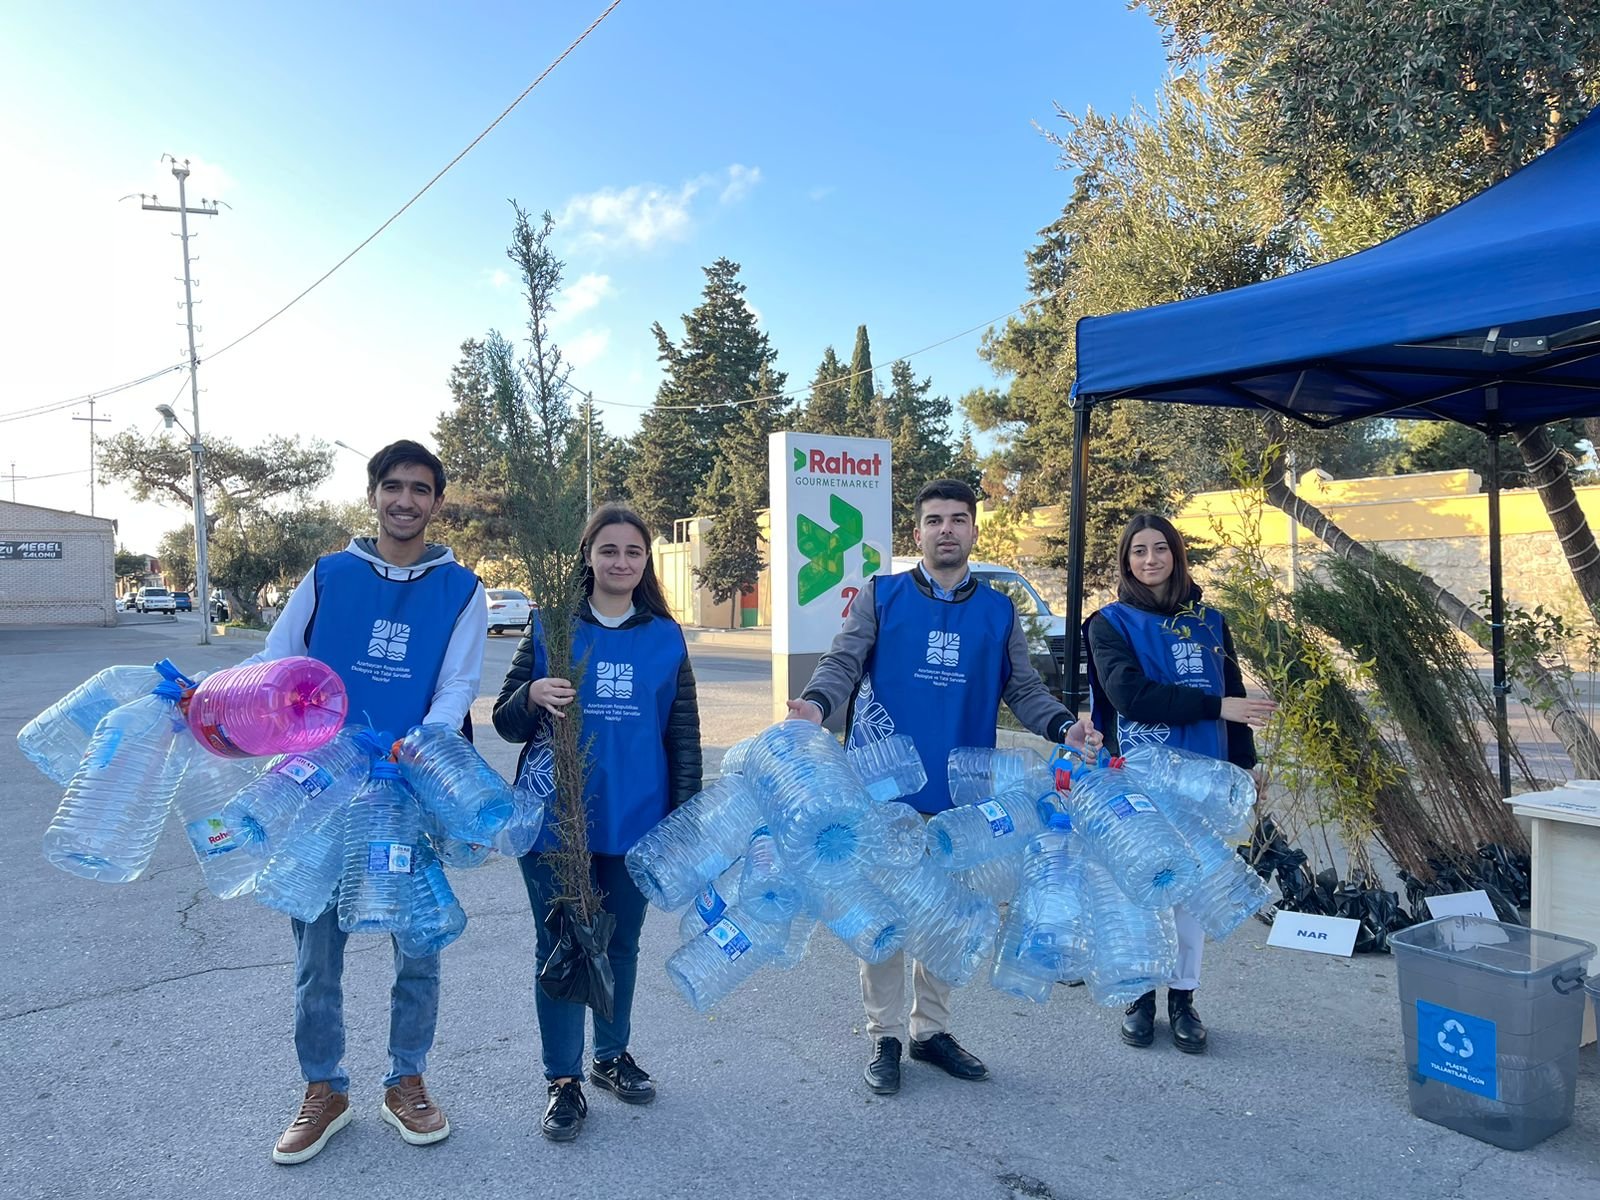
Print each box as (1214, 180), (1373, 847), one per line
(1066, 105), (1600, 795)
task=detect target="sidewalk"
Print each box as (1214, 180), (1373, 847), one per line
(681, 624), (772, 649)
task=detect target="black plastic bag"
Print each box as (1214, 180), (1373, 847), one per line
(1328, 870), (1414, 953)
(538, 899), (617, 1022)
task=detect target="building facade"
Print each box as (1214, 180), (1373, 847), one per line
(0, 500), (117, 627)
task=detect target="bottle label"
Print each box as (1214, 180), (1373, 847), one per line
(1109, 792), (1158, 820)
(694, 886), (727, 925)
(978, 799), (1015, 836)
(185, 815), (242, 857)
(707, 917), (752, 960)
(86, 728), (124, 770)
(366, 842), (414, 874)
(198, 720), (246, 755)
(274, 755), (335, 798)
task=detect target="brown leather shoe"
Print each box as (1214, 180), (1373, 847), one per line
(381, 1075), (450, 1145)
(272, 1082), (352, 1165)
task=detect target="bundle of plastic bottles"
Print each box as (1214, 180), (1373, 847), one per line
(627, 722), (1272, 1015)
(24, 660), (526, 955)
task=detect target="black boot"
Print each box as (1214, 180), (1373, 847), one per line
(1120, 990), (1156, 1047)
(1168, 989), (1208, 1054)
(863, 1037), (902, 1095)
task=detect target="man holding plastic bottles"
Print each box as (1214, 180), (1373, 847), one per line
(787, 478), (1097, 1096)
(244, 439), (485, 1163)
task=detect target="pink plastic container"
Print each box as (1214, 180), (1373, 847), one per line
(185, 657), (348, 758)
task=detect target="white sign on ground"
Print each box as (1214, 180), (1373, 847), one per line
(1424, 890), (1497, 920)
(1267, 910), (1360, 957)
(768, 432), (893, 655)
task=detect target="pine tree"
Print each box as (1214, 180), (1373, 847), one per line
(800, 346), (850, 433)
(845, 324), (876, 430)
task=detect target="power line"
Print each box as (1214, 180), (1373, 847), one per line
(2, 0), (623, 428)
(205, 0), (625, 365)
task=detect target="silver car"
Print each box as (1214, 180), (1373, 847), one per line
(486, 588), (534, 636)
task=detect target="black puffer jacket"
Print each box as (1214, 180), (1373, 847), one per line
(492, 606), (703, 811)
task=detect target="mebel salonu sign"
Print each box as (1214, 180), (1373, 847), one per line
(0, 541), (64, 560)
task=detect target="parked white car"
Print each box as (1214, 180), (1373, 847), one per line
(486, 588), (534, 636)
(136, 585), (177, 615)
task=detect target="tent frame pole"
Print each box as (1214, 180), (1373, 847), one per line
(1065, 391), (1093, 714)
(1485, 386), (1513, 798)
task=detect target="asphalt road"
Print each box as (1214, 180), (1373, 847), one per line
(2, 618), (1597, 1200)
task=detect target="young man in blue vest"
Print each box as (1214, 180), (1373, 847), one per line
(787, 478), (1097, 1095)
(247, 440), (486, 1164)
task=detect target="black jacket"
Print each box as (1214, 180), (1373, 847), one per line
(1086, 587), (1257, 770)
(491, 606), (703, 811)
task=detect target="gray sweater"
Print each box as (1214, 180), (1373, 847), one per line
(799, 564), (1073, 743)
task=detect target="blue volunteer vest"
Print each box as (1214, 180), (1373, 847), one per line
(519, 613), (686, 857)
(305, 551), (479, 737)
(845, 572), (1014, 814)
(1088, 600), (1227, 759)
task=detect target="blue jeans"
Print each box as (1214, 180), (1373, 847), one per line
(290, 905), (441, 1093)
(518, 852), (649, 1081)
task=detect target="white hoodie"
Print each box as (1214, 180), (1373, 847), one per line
(244, 538), (487, 731)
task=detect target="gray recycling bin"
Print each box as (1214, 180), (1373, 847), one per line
(1390, 916), (1595, 1150)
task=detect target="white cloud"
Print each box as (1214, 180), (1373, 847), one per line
(560, 165), (761, 251)
(561, 272), (612, 317)
(720, 164), (761, 204)
(486, 268), (512, 289)
(565, 328), (611, 369)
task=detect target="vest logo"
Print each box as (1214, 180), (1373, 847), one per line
(596, 661), (634, 698)
(926, 630), (961, 667)
(368, 620), (411, 661)
(1171, 642), (1205, 676)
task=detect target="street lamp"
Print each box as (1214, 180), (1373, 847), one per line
(157, 402), (211, 645)
(333, 439), (369, 459)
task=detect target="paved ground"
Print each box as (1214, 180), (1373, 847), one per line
(2, 616), (1597, 1200)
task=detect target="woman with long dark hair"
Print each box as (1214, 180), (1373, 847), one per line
(492, 503), (701, 1141)
(1084, 512), (1274, 1054)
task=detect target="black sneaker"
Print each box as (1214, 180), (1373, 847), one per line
(589, 1051), (656, 1105)
(863, 1037), (902, 1095)
(908, 1033), (989, 1081)
(1121, 990), (1157, 1048)
(541, 1079), (587, 1142)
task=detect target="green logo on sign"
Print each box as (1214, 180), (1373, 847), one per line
(793, 447), (806, 471)
(796, 495), (863, 605)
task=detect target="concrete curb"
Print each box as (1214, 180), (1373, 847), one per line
(207, 624), (268, 644)
(682, 626), (771, 648)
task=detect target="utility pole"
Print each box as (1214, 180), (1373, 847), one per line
(142, 157), (219, 645)
(584, 395), (593, 511)
(2, 461), (20, 502)
(71, 398), (111, 515)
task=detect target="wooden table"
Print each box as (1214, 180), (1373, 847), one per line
(1508, 785), (1600, 1046)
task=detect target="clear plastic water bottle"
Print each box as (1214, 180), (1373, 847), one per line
(947, 746), (1052, 807)
(1120, 744), (1257, 835)
(677, 875), (740, 942)
(956, 852), (1024, 906)
(254, 798), (350, 922)
(1161, 803), (1273, 940)
(1061, 763), (1200, 909)
(42, 668), (195, 883)
(1017, 816), (1089, 976)
(875, 859), (1000, 986)
(738, 827), (804, 924)
(395, 724), (515, 843)
(221, 728), (372, 859)
(773, 912), (817, 970)
(1082, 861), (1178, 1007)
(743, 719), (843, 786)
(186, 656), (348, 758)
(847, 734), (928, 803)
(495, 779), (547, 858)
(774, 787), (885, 884)
(18, 664), (163, 785)
(926, 783), (1053, 870)
(990, 903), (1056, 1004)
(818, 877), (906, 964)
(338, 760), (422, 934)
(666, 905), (788, 1012)
(625, 776), (764, 910)
(397, 843), (468, 957)
(719, 735), (756, 776)
(169, 739), (268, 899)
(874, 801), (927, 867)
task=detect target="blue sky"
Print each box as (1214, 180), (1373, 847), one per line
(0, 1), (1169, 552)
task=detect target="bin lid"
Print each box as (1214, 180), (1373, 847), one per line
(1390, 916), (1596, 979)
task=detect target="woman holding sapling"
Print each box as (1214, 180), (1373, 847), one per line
(493, 503), (701, 1142)
(1084, 512), (1274, 1055)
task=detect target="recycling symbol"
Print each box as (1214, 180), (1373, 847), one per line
(1436, 1018), (1475, 1059)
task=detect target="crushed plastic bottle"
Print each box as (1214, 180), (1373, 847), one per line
(395, 724), (515, 843)
(926, 783), (1053, 870)
(846, 734), (928, 803)
(169, 740), (268, 899)
(397, 842), (468, 957)
(817, 877), (906, 964)
(956, 852), (1024, 907)
(1060, 761), (1200, 909)
(1016, 815), (1089, 976)
(254, 798), (350, 923)
(666, 905), (789, 1012)
(1120, 744), (1257, 835)
(875, 859), (999, 986)
(1160, 802), (1272, 940)
(990, 903), (1056, 1004)
(18, 664), (163, 785)
(625, 776), (764, 910)
(947, 745), (1053, 807)
(1082, 861), (1178, 1007)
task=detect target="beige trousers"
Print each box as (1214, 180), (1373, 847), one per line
(860, 952), (952, 1044)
